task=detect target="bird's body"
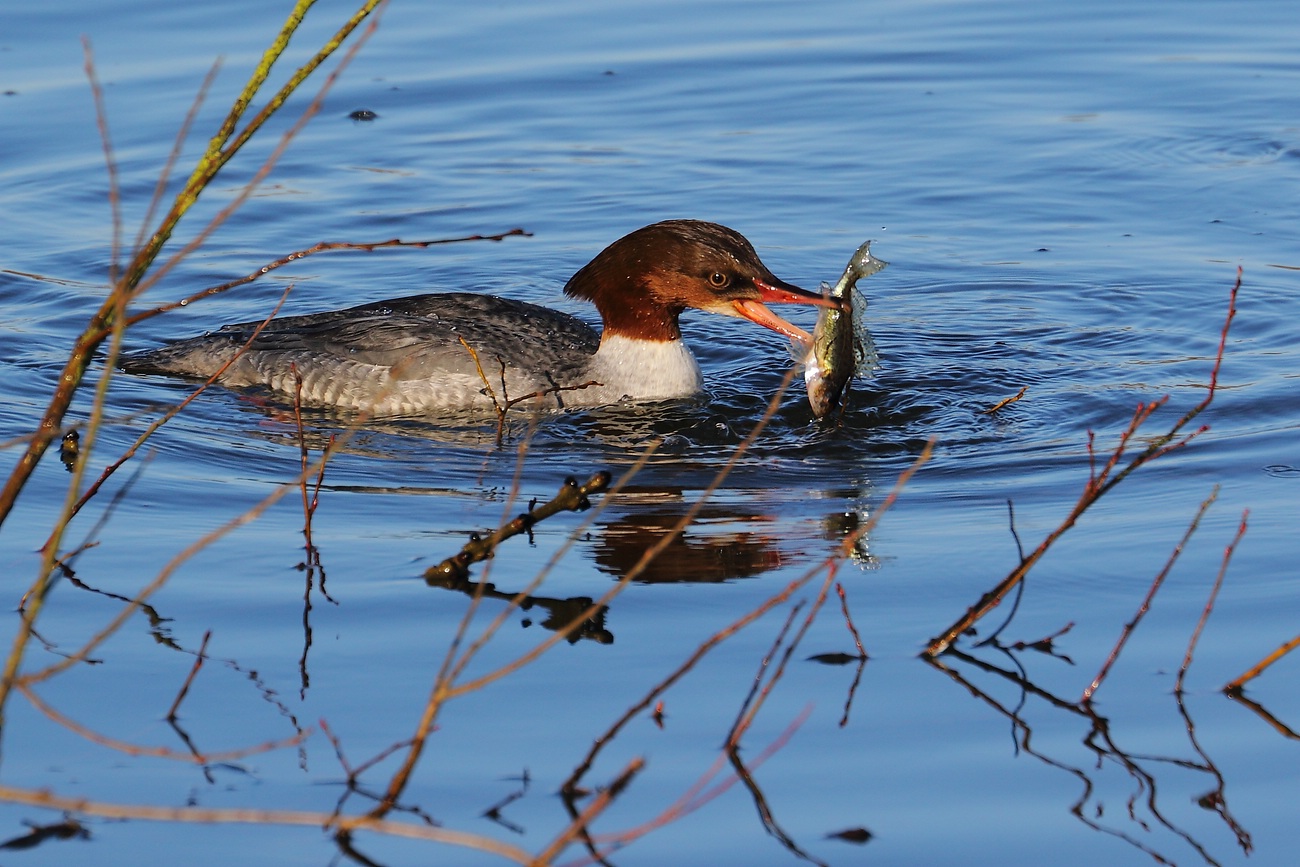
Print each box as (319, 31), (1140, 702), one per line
(121, 220), (835, 415)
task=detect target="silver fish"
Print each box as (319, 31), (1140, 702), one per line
(804, 240), (887, 417)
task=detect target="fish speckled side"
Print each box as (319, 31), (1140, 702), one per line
(804, 240), (887, 417)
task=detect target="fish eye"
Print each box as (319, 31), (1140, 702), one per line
(708, 272), (730, 288)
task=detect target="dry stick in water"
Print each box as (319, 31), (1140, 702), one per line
(1223, 690), (1300, 741)
(424, 473), (612, 582)
(1173, 610), (1254, 856)
(367, 439), (643, 824)
(722, 605), (827, 867)
(729, 567), (844, 748)
(833, 583), (869, 728)
(1080, 488), (1218, 704)
(726, 443), (937, 749)
(924, 270), (1240, 657)
(726, 721), (826, 867)
(927, 648), (1221, 863)
(980, 385), (1028, 415)
(711, 567), (849, 864)
(350, 425), (560, 827)
(729, 602), (806, 745)
(1225, 634), (1300, 695)
(572, 711), (813, 864)
(290, 365), (335, 699)
(530, 758), (647, 865)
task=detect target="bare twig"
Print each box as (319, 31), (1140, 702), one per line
(130, 60), (222, 263)
(456, 334), (600, 437)
(980, 385), (1028, 415)
(1224, 690), (1300, 739)
(530, 758), (646, 865)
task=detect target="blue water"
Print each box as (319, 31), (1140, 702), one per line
(2, 0), (1298, 865)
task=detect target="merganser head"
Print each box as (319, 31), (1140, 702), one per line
(564, 220), (838, 344)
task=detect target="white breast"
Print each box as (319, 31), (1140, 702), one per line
(588, 335), (703, 402)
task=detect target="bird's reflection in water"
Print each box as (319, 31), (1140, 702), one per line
(425, 570), (614, 645)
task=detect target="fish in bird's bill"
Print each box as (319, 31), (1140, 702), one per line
(802, 240), (887, 418)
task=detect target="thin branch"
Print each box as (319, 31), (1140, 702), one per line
(835, 583), (866, 658)
(83, 38), (122, 285)
(125, 231), (530, 329)
(1081, 488), (1218, 704)
(980, 385), (1028, 415)
(18, 682), (306, 765)
(130, 60), (222, 262)
(0, 783), (533, 864)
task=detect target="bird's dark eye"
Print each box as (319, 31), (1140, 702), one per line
(709, 272), (730, 288)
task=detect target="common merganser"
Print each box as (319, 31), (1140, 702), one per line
(120, 220), (836, 415)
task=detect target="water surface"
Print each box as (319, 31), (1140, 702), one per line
(2, 1), (1298, 865)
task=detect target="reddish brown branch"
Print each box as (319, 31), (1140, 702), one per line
(1081, 489), (1218, 704)
(836, 582), (867, 658)
(1178, 510), (1248, 693)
